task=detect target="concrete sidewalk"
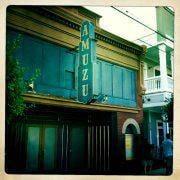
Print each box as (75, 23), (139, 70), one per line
(147, 168), (166, 175)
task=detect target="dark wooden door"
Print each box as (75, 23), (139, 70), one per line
(88, 124), (110, 172)
(69, 123), (87, 171)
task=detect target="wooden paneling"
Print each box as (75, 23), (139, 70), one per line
(94, 59), (137, 107)
(42, 42), (60, 87)
(113, 66), (123, 98)
(101, 62), (113, 96)
(8, 29), (138, 108)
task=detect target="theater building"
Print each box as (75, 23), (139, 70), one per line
(6, 6), (146, 174)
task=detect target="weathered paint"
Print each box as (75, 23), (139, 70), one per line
(8, 29), (137, 108)
(93, 59), (137, 107)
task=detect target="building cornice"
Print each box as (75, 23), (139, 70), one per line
(7, 6), (140, 69)
(23, 93), (141, 114)
(14, 6), (143, 56)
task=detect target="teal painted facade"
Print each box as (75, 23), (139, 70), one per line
(8, 29), (137, 107)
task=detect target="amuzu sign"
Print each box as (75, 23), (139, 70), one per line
(78, 21), (96, 104)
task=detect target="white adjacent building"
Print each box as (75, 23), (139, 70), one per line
(140, 7), (174, 152)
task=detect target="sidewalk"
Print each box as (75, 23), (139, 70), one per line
(147, 168), (166, 175)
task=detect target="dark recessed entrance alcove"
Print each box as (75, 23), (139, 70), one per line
(5, 104), (117, 174)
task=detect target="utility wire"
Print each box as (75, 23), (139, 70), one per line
(133, 32), (156, 42)
(111, 6), (174, 43)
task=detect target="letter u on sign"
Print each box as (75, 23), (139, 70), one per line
(82, 84), (88, 96)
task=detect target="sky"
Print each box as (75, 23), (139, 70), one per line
(84, 6), (158, 47)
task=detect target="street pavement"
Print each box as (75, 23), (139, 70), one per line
(146, 168), (166, 175)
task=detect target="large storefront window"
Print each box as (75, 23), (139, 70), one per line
(7, 29), (137, 108)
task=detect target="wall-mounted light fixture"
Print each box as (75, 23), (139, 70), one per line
(27, 81), (36, 93)
(87, 94), (108, 104)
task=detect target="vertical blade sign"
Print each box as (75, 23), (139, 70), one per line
(78, 20), (96, 103)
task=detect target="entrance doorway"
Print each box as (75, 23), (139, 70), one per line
(156, 120), (164, 147)
(24, 107), (113, 173)
(88, 119), (111, 172)
(122, 118), (141, 161)
(125, 124), (137, 160)
(69, 123), (87, 171)
(26, 125), (57, 172)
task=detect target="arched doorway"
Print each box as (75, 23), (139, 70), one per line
(122, 119), (141, 160)
(125, 124), (138, 134)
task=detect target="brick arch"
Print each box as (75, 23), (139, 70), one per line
(122, 118), (141, 134)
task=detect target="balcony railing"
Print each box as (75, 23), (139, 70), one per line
(144, 76), (173, 93)
(167, 76), (173, 91)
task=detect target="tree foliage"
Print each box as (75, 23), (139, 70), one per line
(162, 94), (173, 123)
(6, 34), (40, 123)
(166, 94), (173, 123)
(6, 34), (26, 123)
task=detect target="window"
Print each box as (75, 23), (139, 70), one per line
(65, 70), (75, 89)
(125, 134), (134, 160)
(94, 59), (137, 107)
(155, 69), (160, 76)
(7, 29), (77, 99)
(26, 125), (57, 172)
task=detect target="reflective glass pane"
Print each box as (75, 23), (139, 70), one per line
(69, 126), (86, 170)
(125, 134), (134, 160)
(26, 127), (40, 170)
(44, 127), (56, 170)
